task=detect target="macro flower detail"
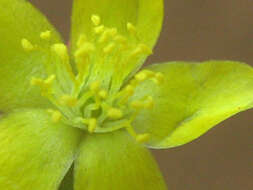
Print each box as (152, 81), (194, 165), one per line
(0, 0), (253, 190)
(27, 16), (162, 139)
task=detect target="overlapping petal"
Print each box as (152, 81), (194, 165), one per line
(71, 0), (163, 91)
(59, 166), (74, 190)
(71, 0), (163, 52)
(74, 130), (167, 190)
(0, 0), (63, 112)
(132, 61), (253, 148)
(0, 109), (82, 190)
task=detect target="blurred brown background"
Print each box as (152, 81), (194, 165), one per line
(30, 0), (253, 189)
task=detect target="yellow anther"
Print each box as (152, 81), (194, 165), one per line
(99, 28), (117, 43)
(75, 42), (95, 59)
(142, 70), (155, 77)
(90, 81), (100, 92)
(134, 70), (155, 82)
(77, 34), (87, 48)
(131, 44), (152, 57)
(99, 30), (110, 43)
(82, 118), (97, 133)
(60, 95), (78, 107)
(107, 108), (123, 120)
(31, 75), (55, 96)
(103, 43), (115, 54)
(154, 72), (165, 84)
(47, 109), (62, 123)
(144, 96), (154, 109)
(21, 38), (34, 51)
(30, 77), (43, 86)
(135, 72), (148, 82)
(131, 100), (143, 109)
(52, 111), (62, 123)
(136, 133), (150, 143)
(99, 90), (108, 99)
(114, 35), (127, 45)
(94, 25), (105, 34)
(127, 22), (137, 35)
(87, 118), (97, 133)
(91, 14), (101, 26)
(51, 43), (68, 61)
(40, 30), (51, 40)
(31, 75), (55, 87)
(129, 79), (139, 87)
(45, 75), (56, 84)
(108, 28), (118, 36)
(125, 85), (134, 96)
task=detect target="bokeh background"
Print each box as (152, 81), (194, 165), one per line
(30, 0), (253, 189)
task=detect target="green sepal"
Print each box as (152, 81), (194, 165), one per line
(132, 61), (253, 148)
(0, 0), (63, 112)
(0, 109), (82, 190)
(74, 130), (167, 190)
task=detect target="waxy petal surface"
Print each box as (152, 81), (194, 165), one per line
(132, 61), (253, 148)
(74, 130), (167, 190)
(0, 0), (63, 112)
(0, 109), (81, 190)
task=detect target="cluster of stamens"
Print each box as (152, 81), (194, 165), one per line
(21, 14), (164, 143)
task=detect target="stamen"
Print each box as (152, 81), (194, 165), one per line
(135, 71), (149, 82)
(91, 15), (101, 26)
(99, 28), (117, 43)
(127, 22), (137, 35)
(47, 109), (62, 123)
(26, 14), (161, 141)
(131, 44), (152, 57)
(122, 85), (135, 99)
(136, 133), (150, 143)
(144, 96), (154, 109)
(109, 28), (118, 36)
(103, 42), (115, 54)
(60, 95), (78, 107)
(75, 42), (95, 59)
(107, 108), (123, 120)
(130, 100), (143, 109)
(83, 118), (97, 133)
(21, 38), (34, 51)
(153, 72), (165, 84)
(45, 75), (56, 84)
(30, 78), (43, 86)
(114, 35), (128, 47)
(90, 81), (100, 92)
(40, 30), (51, 40)
(77, 34), (87, 48)
(98, 90), (108, 99)
(125, 122), (150, 143)
(30, 75), (55, 96)
(94, 25), (105, 34)
(117, 85), (135, 105)
(51, 43), (68, 61)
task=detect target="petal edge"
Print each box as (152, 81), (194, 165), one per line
(74, 130), (167, 190)
(132, 61), (253, 148)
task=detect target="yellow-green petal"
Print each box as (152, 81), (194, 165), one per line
(74, 130), (167, 190)
(0, 0), (63, 112)
(132, 61), (253, 148)
(0, 109), (82, 190)
(71, 0), (163, 51)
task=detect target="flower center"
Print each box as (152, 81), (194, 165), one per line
(21, 15), (163, 143)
